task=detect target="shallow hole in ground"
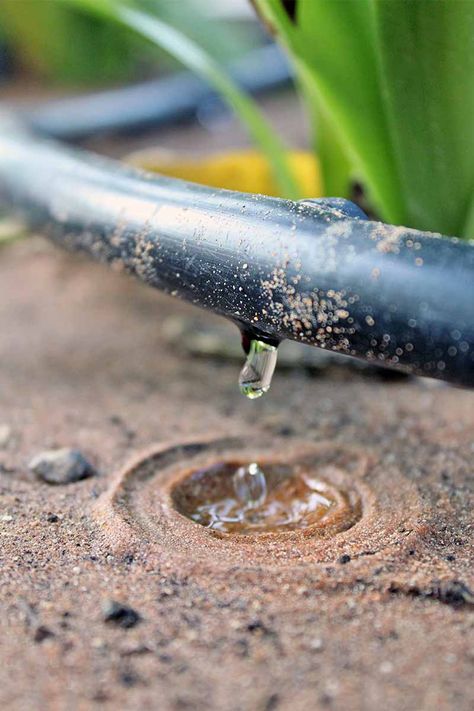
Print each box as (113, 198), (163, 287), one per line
(171, 458), (361, 537)
(95, 437), (425, 572)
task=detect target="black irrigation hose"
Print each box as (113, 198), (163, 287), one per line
(1, 111), (473, 388)
(21, 44), (291, 141)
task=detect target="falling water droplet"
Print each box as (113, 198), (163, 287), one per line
(239, 339), (278, 399)
(233, 462), (267, 508)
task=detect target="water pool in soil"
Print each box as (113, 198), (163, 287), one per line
(172, 460), (346, 534)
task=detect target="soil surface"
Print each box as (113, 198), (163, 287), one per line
(0, 91), (473, 711)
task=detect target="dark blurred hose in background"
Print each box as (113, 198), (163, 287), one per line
(21, 44), (292, 141)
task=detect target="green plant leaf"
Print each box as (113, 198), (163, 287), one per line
(58, 0), (300, 200)
(371, 0), (474, 237)
(257, 0), (474, 237)
(306, 95), (353, 199)
(255, 0), (405, 224)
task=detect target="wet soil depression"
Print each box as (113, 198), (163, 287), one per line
(172, 459), (355, 535)
(0, 95), (473, 711)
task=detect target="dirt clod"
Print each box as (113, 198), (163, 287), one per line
(33, 626), (54, 644)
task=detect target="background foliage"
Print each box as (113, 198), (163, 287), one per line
(256, 0), (474, 237)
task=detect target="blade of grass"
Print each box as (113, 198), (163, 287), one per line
(59, 0), (300, 200)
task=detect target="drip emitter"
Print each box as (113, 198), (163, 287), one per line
(0, 71), (473, 391)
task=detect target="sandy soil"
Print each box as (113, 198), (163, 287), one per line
(0, 92), (473, 711)
(0, 234), (472, 711)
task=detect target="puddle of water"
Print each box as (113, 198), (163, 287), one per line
(172, 461), (341, 534)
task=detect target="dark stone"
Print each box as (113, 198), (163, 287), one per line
(119, 670), (140, 687)
(34, 625), (54, 643)
(276, 425), (294, 437)
(431, 580), (474, 608)
(319, 693), (334, 707)
(46, 513), (59, 523)
(338, 554), (351, 565)
(102, 600), (141, 628)
(92, 691), (109, 703)
(120, 645), (152, 657)
(265, 693), (280, 710)
(29, 448), (97, 485)
(158, 654), (173, 664)
(390, 580), (474, 608)
(247, 619), (266, 633)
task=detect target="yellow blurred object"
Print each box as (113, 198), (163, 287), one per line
(126, 148), (321, 198)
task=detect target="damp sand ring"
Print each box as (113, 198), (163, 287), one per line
(93, 437), (433, 587)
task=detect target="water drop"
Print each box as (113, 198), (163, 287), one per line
(239, 339), (278, 399)
(233, 462), (267, 508)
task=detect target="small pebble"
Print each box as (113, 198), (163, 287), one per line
(338, 554), (351, 565)
(119, 670), (140, 688)
(102, 600), (141, 629)
(379, 661), (393, 674)
(29, 448), (96, 485)
(0, 514), (13, 523)
(46, 513), (59, 523)
(0, 425), (12, 448)
(34, 626), (54, 643)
